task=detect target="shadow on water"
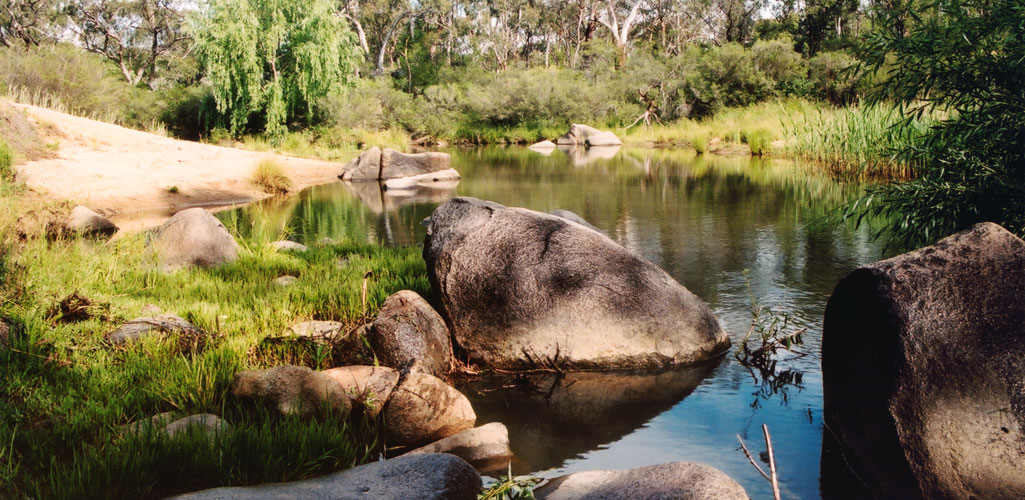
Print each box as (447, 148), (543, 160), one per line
(220, 145), (891, 500)
(455, 360), (721, 475)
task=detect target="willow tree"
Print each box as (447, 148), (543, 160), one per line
(192, 0), (357, 138)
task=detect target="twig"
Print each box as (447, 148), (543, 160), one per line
(361, 271), (374, 318)
(736, 434), (770, 481)
(763, 424), (782, 500)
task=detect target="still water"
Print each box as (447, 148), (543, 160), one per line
(226, 146), (889, 500)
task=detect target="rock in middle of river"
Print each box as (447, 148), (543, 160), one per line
(423, 197), (729, 370)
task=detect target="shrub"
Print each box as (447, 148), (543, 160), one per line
(689, 43), (776, 117)
(808, 51), (863, 105)
(251, 158), (292, 194)
(0, 140), (12, 182)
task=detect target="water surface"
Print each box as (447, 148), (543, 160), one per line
(225, 146), (888, 499)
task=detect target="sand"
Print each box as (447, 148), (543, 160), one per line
(9, 102), (348, 230)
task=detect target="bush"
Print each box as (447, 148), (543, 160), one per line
(0, 44), (137, 122)
(689, 43), (777, 117)
(808, 51), (863, 105)
(0, 140), (12, 182)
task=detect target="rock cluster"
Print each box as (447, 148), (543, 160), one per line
(823, 222), (1025, 500)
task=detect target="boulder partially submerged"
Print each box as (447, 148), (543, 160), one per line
(340, 147), (459, 182)
(535, 462), (748, 500)
(823, 222), (1025, 500)
(423, 197), (729, 370)
(383, 372), (476, 447)
(556, 124), (622, 147)
(406, 422), (513, 471)
(167, 453), (482, 500)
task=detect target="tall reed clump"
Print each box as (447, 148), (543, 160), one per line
(782, 103), (936, 180)
(251, 158), (293, 194)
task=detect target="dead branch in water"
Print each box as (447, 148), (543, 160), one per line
(736, 424), (783, 500)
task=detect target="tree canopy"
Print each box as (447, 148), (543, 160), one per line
(191, 0), (359, 138)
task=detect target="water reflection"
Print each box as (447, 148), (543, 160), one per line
(342, 180), (459, 213)
(555, 144), (622, 166)
(456, 362), (719, 474)
(221, 146), (889, 500)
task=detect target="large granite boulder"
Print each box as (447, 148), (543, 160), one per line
(167, 453), (482, 500)
(423, 197), (729, 370)
(232, 366), (351, 416)
(322, 365), (400, 418)
(556, 124), (622, 147)
(823, 222), (1025, 500)
(65, 205), (118, 238)
(340, 147), (457, 182)
(146, 208), (239, 271)
(535, 462), (748, 500)
(384, 372), (476, 447)
(369, 290), (453, 376)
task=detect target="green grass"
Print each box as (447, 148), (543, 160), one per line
(0, 210), (429, 498)
(251, 158), (293, 194)
(781, 103), (938, 180)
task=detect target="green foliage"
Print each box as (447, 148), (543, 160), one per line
(807, 51), (863, 105)
(689, 43), (777, 117)
(848, 0), (1025, 248)
(192, 0), (359, 139)
(478, 470), (540, 500)
(0, 140), (12, 182)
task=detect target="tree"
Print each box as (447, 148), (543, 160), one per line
(192, 0), (359, 138)
(848, 0), (1025, 248)
(0, 0), (59, 47)
(69, 0), (190, 86)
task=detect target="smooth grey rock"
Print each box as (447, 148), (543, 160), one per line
(123, 412), (176, 435)
(556, 124), (604, 146)
(424, 197), (729, 370)
(550, 209), (600, 233)
(166, 453), (482, 500)
(146, 208), (239, 271)
(823, 222), (1025, 500)
(232, 366), (351, 416)
(66, 205), (118, 238)
(164, 414), (230, 439)
(406, 422), (512, 468)
(287, 321), (346, 343)
(384, 372), (476, 447)
(322, 365), (400, 418)
(107, 314), (206, 345)
(535, 462), (748, 500)
(529, 140), (557, 151)
(272, 275), (298, 287)
(270, 240), (309, 252)
(369, 290), (453, 376)
(379, 149), (452, 181)
(583, 130), (623, 147)
(340, 147), (382, 181)
(340, 147), (454, 182)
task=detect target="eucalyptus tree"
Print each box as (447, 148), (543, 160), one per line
(68, 0), (191, 86)
(0, 0), (59, 47)
(192, 0), (359, 138)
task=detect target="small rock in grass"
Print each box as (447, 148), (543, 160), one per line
(232, 365), (351, 416)
(270, 240), (309, 252)
(287, 321), (346, 343)
(106, 314), (206, 346)
(384, 372), (475, 447)
(164, 414), (231, 439)
(65, 205), (118, 238)
(273, 275), (298, 286)
(322, 365), (400, 418)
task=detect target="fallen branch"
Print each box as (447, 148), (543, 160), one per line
(736, 424), (783, 500)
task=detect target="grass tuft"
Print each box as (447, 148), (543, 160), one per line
(251, 158), (293, 195)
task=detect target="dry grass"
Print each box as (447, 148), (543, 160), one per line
(251, 158), (292, 194)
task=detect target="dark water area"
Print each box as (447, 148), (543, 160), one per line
(224, 146), (892, 499)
